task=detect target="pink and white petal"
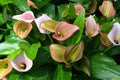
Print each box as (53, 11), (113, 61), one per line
(52, 22), (79, 41)
(85, 15), (99, 38)
(11, 52), (33, 72)
(108, 22), (120, 45)
(12, 11), (35, 23)
(34, 14), (52, 34)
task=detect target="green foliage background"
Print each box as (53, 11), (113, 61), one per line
(0, 0), (120, 80)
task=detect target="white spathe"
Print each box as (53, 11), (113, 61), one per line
(11, 52), (33, 72)
(108, 22), (120, 45)
(34, 14), (52, 34)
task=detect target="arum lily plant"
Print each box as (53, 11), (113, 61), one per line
(1, 0), (120, 80)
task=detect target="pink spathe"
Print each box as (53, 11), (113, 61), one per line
(12, 11), (35, 23)
(99, 1), (116, 18)
(85, 15), (100, 38)
(52, 21), (79, 41)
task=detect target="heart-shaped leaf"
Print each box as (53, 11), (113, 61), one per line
(19, 42), (41, 60)
(91, 53), (120, 79)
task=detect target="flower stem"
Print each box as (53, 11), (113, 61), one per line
(47, 34), (53, 44)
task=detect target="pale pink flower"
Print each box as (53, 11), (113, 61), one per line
(99, 1), (116, 18)
(85, 15), (100, 38)
(52, 21), (79, 41)
(11, 52), (33, 72)
(13, 21), (32, 39)
(74, 4), (85, 15)
(108, 22), (120, 45)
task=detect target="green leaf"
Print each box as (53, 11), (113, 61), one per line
(0, 13), (5, 25)
(19, 42), (41, 60)
(7, 49), (22, 60)
(0, 31), (27, 55)
(8, 64), (55, 80)
(111, 78), (120, 80)
(3, 7), (12, 21)
(61, 3), (76, 20)
(33, 47), (52, 68)
(35, 0), (50, 8)
(58, 4), (67, 20)
(91, 53), (120, 79)
(11, 0), (30, 11)
(0, 34), (3, 41)
(0, 0), (12, 5)
(53, 64), (72, 80)
(68, 3), (76, 19)
(105, 46), (120, 56)
(65, 12), (85, 46)
(100, 22), (113, 32)
(69, 0), (91, 4)
(40, 3), (55, 19)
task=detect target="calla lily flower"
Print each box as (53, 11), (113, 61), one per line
(52, 21), (79, 41)
(13, 21), (32, 39)
(0, 58), (12, 79)
(74, 3), (85, 15)
(99, 1), (116, 18)
(11, 52), (33, 72)
(50, 41), (84, 67)
(12, 11), (35, 23)
(74, 57), (90, 76)
(50, 44), (66, 62)
(86, 0), (97, 14)
(34, 14), (52, 34)
(100, 32), (112, 47)
(108, 22), (120, 45)
(85, 15), (100, 38)
(27, 0), (38, 9)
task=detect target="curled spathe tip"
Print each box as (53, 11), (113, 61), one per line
(12, 11), (35, 23)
